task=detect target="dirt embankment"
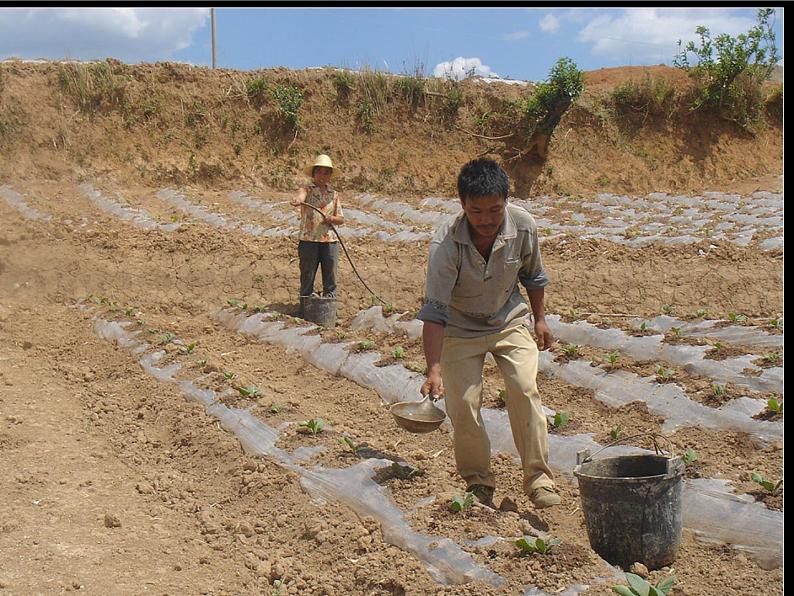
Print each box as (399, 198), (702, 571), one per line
(0, 60), (783, 197)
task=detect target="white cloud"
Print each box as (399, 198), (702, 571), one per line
(433, 57), (497, 80)
(577, 8), (756, 64)
(0, 8), (209, 62)
(505, 31), (530, 41)
(539, 14), (560, 33)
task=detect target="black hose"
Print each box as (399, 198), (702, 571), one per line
(298, 202), (389, 306)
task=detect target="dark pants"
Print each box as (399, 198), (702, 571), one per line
(298, 240), (339, 297)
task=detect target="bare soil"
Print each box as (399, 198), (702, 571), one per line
(0, 60), (783, 595)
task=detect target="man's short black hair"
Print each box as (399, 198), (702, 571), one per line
(457, 157), (509, 202)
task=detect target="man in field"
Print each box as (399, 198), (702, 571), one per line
(418, 157), (559, 510)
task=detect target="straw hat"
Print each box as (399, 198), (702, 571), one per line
(303, 154), (340, 178)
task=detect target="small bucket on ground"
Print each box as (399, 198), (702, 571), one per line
(300, 295), (337, 328)
(573, 435), (684, 570)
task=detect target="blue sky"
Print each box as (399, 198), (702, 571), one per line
(0, 7), (784, 81)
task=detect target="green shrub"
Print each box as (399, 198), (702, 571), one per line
(356, 99), (375, 133)
(611, 76), (678, 120)
(271, 84), (304, 130)
(674, 8), (779, 127)
(394, 75), (425, 110)
(520, 57), (584, 132)
(332, 70), (355, 102)
(57, 61), (128, 113)
(246, 77), (269, 101)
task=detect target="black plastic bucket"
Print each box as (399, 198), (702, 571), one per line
(573, 451), (684, 570)
(299, 295), (337, 328)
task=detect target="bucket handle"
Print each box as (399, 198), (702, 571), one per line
(576, 432), (676, 466)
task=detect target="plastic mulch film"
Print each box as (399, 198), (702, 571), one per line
(156, 188), (265, 233)
(546, 314), (783, 394)
(230, 190), (431, 242)
(90, 313), (505, 587)
(79, 183), (180, 232)
(627, 314), (783, 350)
(538, 353), (782, 446)
(0, 184), (54, 221)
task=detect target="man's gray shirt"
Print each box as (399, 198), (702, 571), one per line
(417, 203), (549, 338)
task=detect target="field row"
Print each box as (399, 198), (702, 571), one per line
(1, 183), (785, 251)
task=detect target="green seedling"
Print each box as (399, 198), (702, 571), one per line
(661, 304), (674, 315)
(497, 388), (507, 406)
(711, 384), (726, 398)
(449, 492), (475, 513)
(604, 351), (620, 367)
(405, 362), (427, 374)
(612, 572), (676, 596)
(159, 332), (175, 344)
(291, 317), (301, 324)
(639, 321), (649, 332)
(682, 448), (698, 465)
(569, 308), (579, 320)
(548, 411), (570, 429)
(695, 308), (707, 318)
(178, 342), (197, 354)
(726, 311), (747, 324)
(334, 330), (347, 340)
(515, 536), (561, 555)
(562, 343), (579, 357)
(340, 436), (359, 454)
(610, 424), (623, 440)
(124, 307), (137, 317)
(769, 318), (783, 330)
(222, 370), (236, 380)
(655, 364), (675, 383)
(711, 341), (724, 351)
(668, 326), (681, 337)
(392, 346), (405, 359)
(198, 359), (208, 368)
(299, 418), (325, 435)
(227, 299), (246, 309)
(383, 303), (395, 313)
(767, 397), (783, 414)
(269, 403), (282, 414)
(357, 340), (374, 350)
(237, 385), (261, 398)
(751, 473), (783, 495)
(762, 352), (782, 365)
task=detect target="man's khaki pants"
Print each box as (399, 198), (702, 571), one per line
(441, 322), (555, 496)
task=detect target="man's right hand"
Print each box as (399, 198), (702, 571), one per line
(421, 369), (444, 400)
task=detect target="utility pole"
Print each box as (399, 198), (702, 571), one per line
(211, 8), (217, 68)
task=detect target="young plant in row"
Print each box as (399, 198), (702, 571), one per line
(654, 364), (675, 383)
(515, 536), (561, 555)
(340, 436), (360, 455)
(548, 411), (570, 429)
(237, 385), (261, 398)
(603, 350), (621, 368)
(727, 311), (748, 324)
(682, 448), (698, 465)
(562, 343), (579, 358)
(392, 346), (405, 359)
(610, 424), (623, 440)
(766, 397), (783, 414)
(751, 473), (783, 495)
(299, 418), (326, 435)
(612, 573), (675, 596)
(449, 492), (475, 513)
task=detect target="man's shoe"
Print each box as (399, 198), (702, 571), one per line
(466, 484), (495, 508)
(530, 486), (561, 509)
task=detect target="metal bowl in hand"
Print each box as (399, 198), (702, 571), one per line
(390, 394), (446, 433)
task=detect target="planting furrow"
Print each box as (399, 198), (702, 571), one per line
(89, 309), (508, 589)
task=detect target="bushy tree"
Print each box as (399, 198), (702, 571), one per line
(674, 8), (779, 126)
